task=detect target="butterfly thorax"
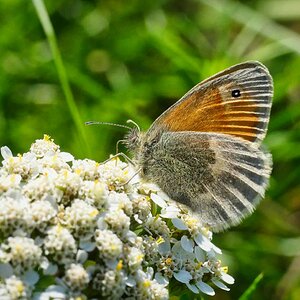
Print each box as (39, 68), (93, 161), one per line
(123, 125), (166, 175)
(136, 127), (167, 176)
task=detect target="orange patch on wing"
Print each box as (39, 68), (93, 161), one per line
(157, 86), (262, 142)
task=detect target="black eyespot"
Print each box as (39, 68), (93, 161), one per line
(231, 89), (241, 98)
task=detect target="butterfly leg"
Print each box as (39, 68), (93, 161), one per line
(101, 152), (136, 166)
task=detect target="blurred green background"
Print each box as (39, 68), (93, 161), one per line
(1, 0), (300, 299)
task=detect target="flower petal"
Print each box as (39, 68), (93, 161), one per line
(194, 234), (212, 252)
(195, 246), (206, 262)
(0, 263), (13, 278)
(150, 193), (167, 208)
(212, 244), (222, 254)
(194, 233), (222, 254)
(76, 249), (88, 263)
(196, 281), (215, 296)
(174, 270), (192, 283)
(37, 285), (67, 299)
(186, 282), (199, 294)
(22, 270), (40, 285)
(158, 240), (170, 255)
(1, 146), (12, 159)
(79, 240), (96, 252)
(160, 206), (180, 218)
(59, 152), (74, 162)
(220, 272), (235, 284)
(43, 263), (58, 276)
(181, 235), (194, 253)
(155, 272), (169, 287)
(125, 275), (136, 287)
(212, 277), (230, 291)
(172, 218), (188, 230)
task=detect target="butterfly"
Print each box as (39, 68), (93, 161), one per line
(124, 61), (273, 232)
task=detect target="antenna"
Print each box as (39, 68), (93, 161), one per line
(126, 119), (140, 132)
(85, 121), (132, 131)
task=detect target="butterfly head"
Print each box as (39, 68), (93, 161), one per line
(123, 127), (140, 151)
(122, 119), (146, 154)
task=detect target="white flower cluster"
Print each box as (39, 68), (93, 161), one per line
(0, 135), (234, 299)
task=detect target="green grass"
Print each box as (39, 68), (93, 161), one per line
(32, 0), (90, 156)
(239, 273), (264, 300)
(1, 0), (300, 299)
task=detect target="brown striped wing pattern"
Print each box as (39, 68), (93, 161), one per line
(150, 61), (273, 145)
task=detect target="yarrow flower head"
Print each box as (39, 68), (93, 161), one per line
(0, 136), (234, 299)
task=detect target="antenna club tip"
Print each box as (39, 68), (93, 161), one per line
(126, 119), (140, 132)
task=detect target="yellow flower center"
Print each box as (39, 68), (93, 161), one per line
(116, 260), (123, 270)
(89, 209), (99, 217)
(75, 168), (82, 175)
(16, 281), (24, 294)
(43, 134), (51, 141)
(143, 280), (151, 288)
(222, 266), (228, 273)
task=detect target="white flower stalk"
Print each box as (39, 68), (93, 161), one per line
(0, 135), (234, 299)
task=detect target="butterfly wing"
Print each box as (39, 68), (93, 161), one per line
(148, 61), (273, 145)
(144, 131), (272, 232)
(139, 61), (273, 230)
